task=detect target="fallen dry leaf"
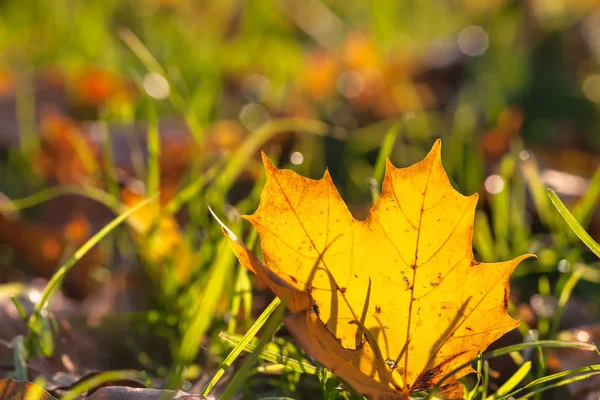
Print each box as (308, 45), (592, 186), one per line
(224, 140), (532, 399)
(0, 211), (103, 299)
(34, 109), (101, 185)
(74, 67), (133, 107)
(0, 379), (57, 400)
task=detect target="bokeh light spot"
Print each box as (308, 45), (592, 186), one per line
(582, 74), (600, 103)
(290, 152), (304, 165)
(519, 150), (530, 161)
(458, 25), (489, 56)
(337, 70), (365, 98)
(143, 72), (170, 100)
(557, 259), (571, 273)
(576, 330), (591, 342)
(239, 103), (271, 131)
(484, 174), (505, 194)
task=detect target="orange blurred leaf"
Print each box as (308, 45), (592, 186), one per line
(121, 188), (196, 285)
(0, 211), (102, 298)
(34, 110), (101, 184)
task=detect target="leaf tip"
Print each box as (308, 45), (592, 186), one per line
(424, 138), (443, 164)
(261, 151), (277, 175)
(511, 253), (537, 271)
(385, 157), (395, 171)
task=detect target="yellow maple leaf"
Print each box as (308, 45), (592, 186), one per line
(225, 140), (533, 399)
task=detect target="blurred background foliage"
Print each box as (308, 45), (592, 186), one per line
(1, 0), (600, 398)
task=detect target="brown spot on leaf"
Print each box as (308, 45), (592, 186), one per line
(375, 305), (382, 314)
(339, 287), (347, 294)
(439, 379), (465, 399)
(412, 368), (440, 392)
(411, 354), (462, 393)
(290, 276), (298, 283)
(311, 303), (320, 316)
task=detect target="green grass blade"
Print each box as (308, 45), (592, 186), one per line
(16, 67), (38, 156)
(122, 110), (147, 180)
(11, 335), (27, 381)
(226, 264), (251, 334)
(219, 300), (286, 400)
(98, 120), (120, 201)
(162, 162), (221, 217)
(522, 158), (557, 230)
(11, 297), (27, 321)
(490, 157), (514, 260)
(167, 237), (237, 388)
(549, 265), (585, 338)
(119, 28), (167, 76)
(496, 364), (600, 400)
(548, 189), (600, 258)
(0, 283), (27, 298)
(202, 297), (282, 396)
(572, 164), (600, 228)
(426, 340), (597, 399)
(119, 28), (188, 121)
(486, 361), (531, 399)
(218, 332), (322, 376)
(465, 354), (483, 400)
(370, 120), (406, 203)
(527, 326), (546, 383)
(27, 195), (159, 333)
(38, 311), (55, 357)
(61, 370), (150, 400)
(474, 210), (496, 262)
(0, 184), (121, 214)
(146, 99), (160, 198)
(481, 360), (489, 399)
(508, 141), (530, 256)
(510, 370), (600, 400)
(373, 122), (403, 185)
(227, 229), (257, 334)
